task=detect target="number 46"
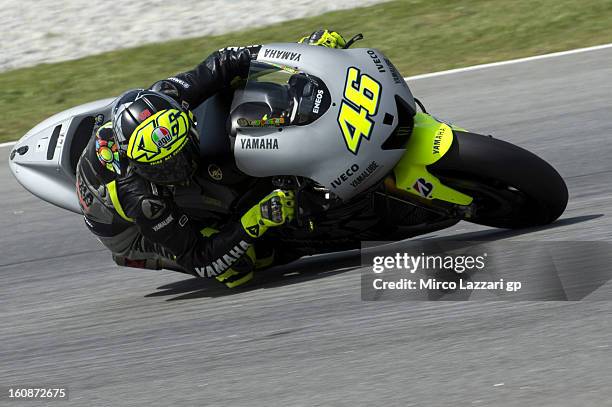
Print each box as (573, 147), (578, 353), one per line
(337, 67), (382, 155)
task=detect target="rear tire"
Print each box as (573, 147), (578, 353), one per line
(429, 131), (568, 228)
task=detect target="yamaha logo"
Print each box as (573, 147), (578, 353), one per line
(208, 164), (223, 181)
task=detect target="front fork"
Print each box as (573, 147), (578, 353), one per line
(387, 113), (475, 218)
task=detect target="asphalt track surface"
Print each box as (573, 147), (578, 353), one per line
(2, 48), (612, 406)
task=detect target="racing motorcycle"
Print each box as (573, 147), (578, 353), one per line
(8, 38), (568, 259)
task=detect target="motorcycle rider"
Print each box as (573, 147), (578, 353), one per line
(76, 30), (346, 288)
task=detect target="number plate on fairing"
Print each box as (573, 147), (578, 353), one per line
(232, 43), (417, 201)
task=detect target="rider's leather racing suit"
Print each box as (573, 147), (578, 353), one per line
(76, 46), (267, 287)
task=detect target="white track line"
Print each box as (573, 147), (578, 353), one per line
(404, 42), (612, 81)
(2, 41), (611, 150)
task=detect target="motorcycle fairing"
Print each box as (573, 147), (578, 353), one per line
(234, 43), (417, 201)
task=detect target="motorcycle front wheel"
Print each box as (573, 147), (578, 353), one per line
(429, 131), (568, 229)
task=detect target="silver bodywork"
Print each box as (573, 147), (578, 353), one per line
(9, 98), (115, 213)
(9, 43), (415, 213)
(234, 43), (415, 200)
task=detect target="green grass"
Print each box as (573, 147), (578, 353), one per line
(2, 0), (612, 142)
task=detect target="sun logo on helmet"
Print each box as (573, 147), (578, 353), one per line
(95, 122), (121, 173)
(127, 109), (190, 163)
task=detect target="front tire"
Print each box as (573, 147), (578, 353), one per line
(429, 131), (568, 228)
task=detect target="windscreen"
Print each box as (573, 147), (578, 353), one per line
(230, 61), (331, 133)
